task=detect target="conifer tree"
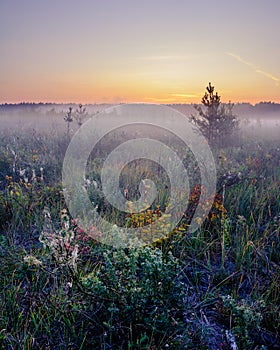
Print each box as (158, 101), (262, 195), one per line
(192, 82), (239, 146)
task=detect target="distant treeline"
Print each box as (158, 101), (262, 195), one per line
(0, 102), (112, 116)
(0, 101), (280, 118)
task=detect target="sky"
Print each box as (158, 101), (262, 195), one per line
(0, 0), (280, 104)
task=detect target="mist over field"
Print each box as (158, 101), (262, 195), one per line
(1, 102), (280, 140)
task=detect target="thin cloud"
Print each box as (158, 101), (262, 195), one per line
(255, 69), (280, 84)
(139, 55), (194, 61)
(226, 52), (280, 86)
(170, 93), (198, 98)
(144, 97), (177, 102)
(144, 93), (198, 103)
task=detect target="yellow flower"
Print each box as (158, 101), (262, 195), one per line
(195, 217), (203, 225)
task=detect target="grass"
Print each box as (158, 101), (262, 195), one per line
(0, 122), (279, 349)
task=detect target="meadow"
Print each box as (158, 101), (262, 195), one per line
(0, 106), (279, 349)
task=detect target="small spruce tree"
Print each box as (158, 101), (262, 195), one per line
(191, 82), (239, 146)
(64, 106), (73, 140)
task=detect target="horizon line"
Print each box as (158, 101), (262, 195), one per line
(1, 100), (280, 107)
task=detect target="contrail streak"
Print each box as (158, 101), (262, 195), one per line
(226, 52), (280, 86)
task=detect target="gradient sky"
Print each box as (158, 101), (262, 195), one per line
(1, 0), (280, 104)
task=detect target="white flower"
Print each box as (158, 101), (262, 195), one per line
(92, 180), (98, 189)
(71, 245), (79, 271)
(24, 255), (42, 266)
(19, 168), (26, 177)
(31, 169), (36, 182)
(85, 178), (91, 186)
(40, 167), (44, 181)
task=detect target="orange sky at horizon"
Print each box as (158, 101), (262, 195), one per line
(4, 84), (279, 105)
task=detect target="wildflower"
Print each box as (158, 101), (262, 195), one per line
(155, 205), (161, 217)
(31, 169), (36, 182)
(225, 330), (238, 350)
(71, 245), (79, 271)
(92, 180), (98, 189)
(88, 224), (102, 240)
(77, 228), (84, 234)
(60, 209), (70, 229)
(5, 175), (12, 182)
(72, 218), (79, 226)
(83, 177), (91, 189)
(250, 178), (257, 186)
(19, 168), (26, 177)
(124, 188), (129, 199)
(40, 167), (44, 181)
(195, 217), (203, 225)
(24, 255), (42, 266)
(10, 149), (16, 157)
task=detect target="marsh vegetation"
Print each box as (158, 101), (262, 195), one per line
(0, 102), (279, 349)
